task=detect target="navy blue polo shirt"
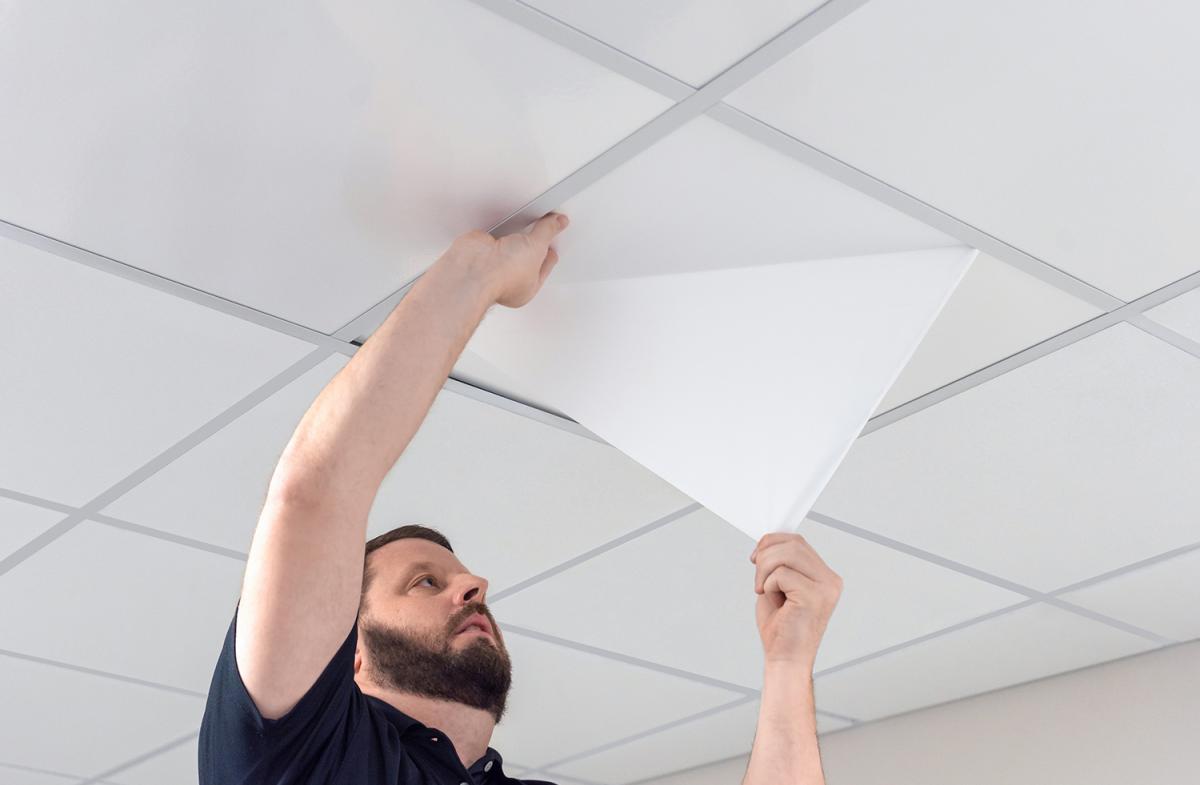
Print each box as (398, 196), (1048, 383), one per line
(199, 601), (556, 785)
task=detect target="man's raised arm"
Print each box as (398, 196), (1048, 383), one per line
(235, 212), (568, 722)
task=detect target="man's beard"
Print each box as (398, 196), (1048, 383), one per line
(358, 603), (513, 723)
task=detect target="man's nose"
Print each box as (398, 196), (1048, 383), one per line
(455, 573), (489, 605)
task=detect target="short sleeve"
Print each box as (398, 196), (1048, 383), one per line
(198, 600), (365, 785)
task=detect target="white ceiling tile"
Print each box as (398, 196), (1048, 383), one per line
(0, 765), (87, 785)
(492, 507), (764, 689)
(0, 521), (245, 693)
(878, 253), (1103, 412)
(492, 508), (1025, 691)
(727, 0), (1200, 300)
(529, 114), (959, 286)
(0, 497), (64, 560)
(554, 698), (851, 785)
(0, 234), (314, 507)
(105, 736), (198, 785)
(108, 351), (694, 593)
(522, 0), (826, 86)
(815, 604), (1156, 722)
(1145, 287), (1200, 344)
(802, 520), (1025, 673)
(1057, 549), (1200, 643)
(489, 629), (743, 768)
(815, 323), (1200, 591)
(0, 0), (671, 332)
(0, 649), (203, 778)
(104, 355), (351, 553)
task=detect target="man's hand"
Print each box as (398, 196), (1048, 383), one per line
(445, 212), (570, 309)
(751, 532), (842, 670)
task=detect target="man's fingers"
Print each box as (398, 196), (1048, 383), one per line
(525, 211), (569, 246)
(538, 246), (560, 285)
(753, 539), (836, 591)
(761, 564), (818, 600)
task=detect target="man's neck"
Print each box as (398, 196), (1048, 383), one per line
(366, 686), (496, 770)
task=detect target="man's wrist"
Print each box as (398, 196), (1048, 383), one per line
(764, 656), (817, 676)
(429, 251), (500, 311)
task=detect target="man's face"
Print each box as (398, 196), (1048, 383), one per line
(355, 538), (512, 723)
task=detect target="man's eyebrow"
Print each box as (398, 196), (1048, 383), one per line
(401, 561), (442, 582)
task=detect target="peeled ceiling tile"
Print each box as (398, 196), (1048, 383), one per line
(877, 253), (1103, 412)
(468, 246), (973, 541)
(814, 604), (1156, 722)
(456, 114), (971, 539)
(1145, 286), (1200, 343)
(726, 0), (1200, 300)
(815, 323), (1200, 591)
(0, 0), (671, 332)
(0, 233), (314, 507)
(523, 0), (826, 86)
(1057, 549), (1200, 643)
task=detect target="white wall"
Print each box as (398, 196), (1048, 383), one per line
(637, 639), (1200, 785)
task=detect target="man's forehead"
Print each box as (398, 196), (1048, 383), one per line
(376, 538), (465, 574)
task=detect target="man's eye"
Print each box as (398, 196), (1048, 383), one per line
(416, 575), (436, 588)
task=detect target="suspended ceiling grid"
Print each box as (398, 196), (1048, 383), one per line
(1, 1), (1199, 783)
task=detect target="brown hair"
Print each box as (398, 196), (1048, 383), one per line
(360, 524), (454, 615)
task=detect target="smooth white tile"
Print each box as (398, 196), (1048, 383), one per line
(524, 0), (826, 85)
(106, 737), (198, 785)
(802, 520), (1025, 673)
(879, 253), (1102, 412)
(815, 323), (1200, 591)
(0, 234), (314, 507)
(0, 648), (203, 778)
(103, 356), (352, 553)
(493, 508), (1026, 690)
(554, 698), (851, 785)
(527, 115), (959, 287)
(0, 496), (65, 560)
(0, 765), (89, 785)
(1145, 287), (1200, 344)
(727, 0), (1200, 300)
(814, 604), (1156, 721)
(490, 629), (744, 767)
(1058, 549), (1200, 642)
(0, 0), (671, 332)
(0, 520), (245, 693)
(107, 355), (695, 594)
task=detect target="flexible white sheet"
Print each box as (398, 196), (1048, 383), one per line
(465, 247), (977, 540)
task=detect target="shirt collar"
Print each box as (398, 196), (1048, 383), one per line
(367, 696), (506, 774)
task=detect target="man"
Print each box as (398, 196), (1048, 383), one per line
(198, 212), (844, 784)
